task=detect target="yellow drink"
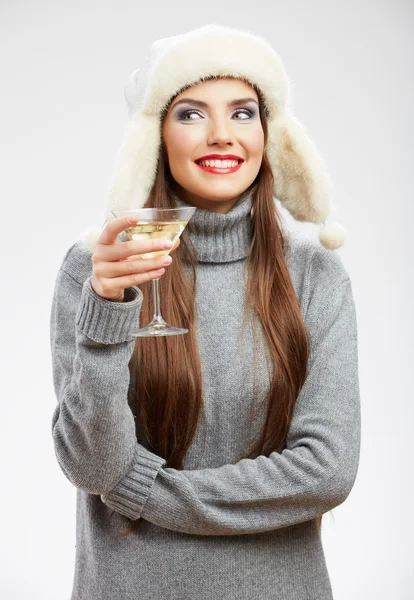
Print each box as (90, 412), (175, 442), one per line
(125, 220), (187, 258)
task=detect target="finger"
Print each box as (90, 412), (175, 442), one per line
(97, 237), (174, 261)
(100, 267), (167, 291)
(96, 254), (172, 279)
(98, 215), (141, 246)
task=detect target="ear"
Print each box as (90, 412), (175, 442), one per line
(266, 112), (333, 224)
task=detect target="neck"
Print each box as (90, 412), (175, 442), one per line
(171, 186), (244, 214)
(170, 186), (256, 263)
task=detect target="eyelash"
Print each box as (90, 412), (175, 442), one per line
(178, 108), (255, 121)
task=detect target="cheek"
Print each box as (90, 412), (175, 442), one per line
(247, 126), (265, 158)
(167, 127), (198, 162)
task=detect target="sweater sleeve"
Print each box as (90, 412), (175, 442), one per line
(50, 254), (166, 497)
(101, 276), (361, 535)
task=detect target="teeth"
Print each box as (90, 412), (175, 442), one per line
(198, 159), (240, 168)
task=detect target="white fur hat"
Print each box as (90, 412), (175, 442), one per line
(82, 23), (347, 252)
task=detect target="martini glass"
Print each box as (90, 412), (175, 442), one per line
(111, 206), (196, 337)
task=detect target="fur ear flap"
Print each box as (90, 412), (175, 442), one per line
(80, 225), (103, 253)
(266, 112), (333, 224)
(104, 112), (161, 216)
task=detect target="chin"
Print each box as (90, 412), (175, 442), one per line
(194, 182), (251, 199)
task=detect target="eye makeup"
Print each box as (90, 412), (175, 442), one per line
(175, 107), (257, 121)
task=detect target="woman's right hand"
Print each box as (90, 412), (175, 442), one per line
(90, 215), (177, 302)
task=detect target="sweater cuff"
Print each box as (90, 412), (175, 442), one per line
(76, 276), (143, 344)
(100, 444), (167, 520)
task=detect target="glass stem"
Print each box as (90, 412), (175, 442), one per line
(152, 277), (165, 325)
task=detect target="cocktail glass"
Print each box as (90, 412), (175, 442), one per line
(111, 206), (196, 337)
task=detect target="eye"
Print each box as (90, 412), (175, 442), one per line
(178, 108), (255, 121)
(233, 109), (254, 120)
(179, 109), (202, 121)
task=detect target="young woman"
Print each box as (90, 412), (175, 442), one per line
(50, 24), (360, 600)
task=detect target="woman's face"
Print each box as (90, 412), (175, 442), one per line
(162, 77), (265, 213)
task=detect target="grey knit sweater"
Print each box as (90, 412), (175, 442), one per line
(50, 190), (361, 600)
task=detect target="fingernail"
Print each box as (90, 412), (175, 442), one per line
(161, 239), (173, 248)
(162, 255), (172, 265)
(128, 215), (139, 223)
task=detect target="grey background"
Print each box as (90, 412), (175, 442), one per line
(1, 0), (412, 598)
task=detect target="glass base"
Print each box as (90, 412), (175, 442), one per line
(133, 316), (189, 337)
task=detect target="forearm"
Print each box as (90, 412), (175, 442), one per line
(51, 270), (145, 494)
(137, 444), (358, 536)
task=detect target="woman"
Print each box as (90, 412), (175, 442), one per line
(50, 24), (360, 600)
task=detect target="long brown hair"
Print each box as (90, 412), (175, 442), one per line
(111, 78), (324, 538)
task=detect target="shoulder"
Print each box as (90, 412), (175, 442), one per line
(284, 230), (351, 319)
(56, 240), (93, 286)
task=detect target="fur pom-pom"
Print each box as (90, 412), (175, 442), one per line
(318, 222), (347, 250)
(80, 225), (103, 253)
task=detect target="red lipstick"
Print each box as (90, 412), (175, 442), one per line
(195, 154), (244, 161)
(195, 162), (243, 175)
(194, 154), (244, 175)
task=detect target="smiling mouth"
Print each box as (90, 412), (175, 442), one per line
(194, 160), (243, 174)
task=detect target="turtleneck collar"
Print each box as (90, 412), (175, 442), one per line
(170, 186), (255, 263)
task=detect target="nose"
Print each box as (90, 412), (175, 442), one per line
(206, 117), (234, 146)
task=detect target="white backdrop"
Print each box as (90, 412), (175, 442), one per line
(1, 1), (412, 598)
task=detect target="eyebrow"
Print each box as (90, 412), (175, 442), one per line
(171, 97), (259, 110)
